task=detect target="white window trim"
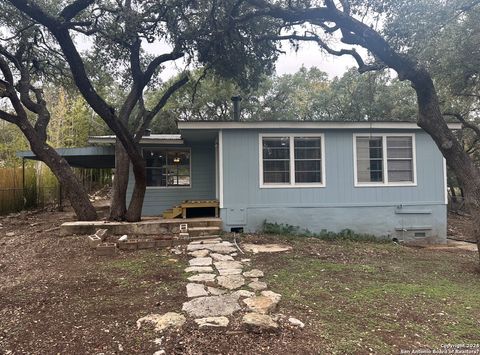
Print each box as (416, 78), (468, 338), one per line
(443, 157), (448, 205)
(259, 133), (326, 188)
(353, 133), (417, 187)
(218, 130), (224, 207)
(143, 147), (193, 190)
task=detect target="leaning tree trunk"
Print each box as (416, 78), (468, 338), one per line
(23, 128), (97, 221)
(125, 155), (146, 222)
(412, 71), (480, 262)
(108, 141), (129, 220)
(109, 145), (146, 223)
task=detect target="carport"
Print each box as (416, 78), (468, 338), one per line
(16, 146), (115, 209)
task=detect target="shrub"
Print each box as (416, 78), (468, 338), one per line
(262, 220), (388, 243)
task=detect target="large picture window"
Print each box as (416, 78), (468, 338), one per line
(144, 148), (191, 187)
(354, 134), (416, 186)
(260, 134), (325, 187)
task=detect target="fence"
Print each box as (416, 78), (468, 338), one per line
(0, 163), (112, 215)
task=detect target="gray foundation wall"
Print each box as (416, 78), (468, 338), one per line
(220, 204), (447, 243)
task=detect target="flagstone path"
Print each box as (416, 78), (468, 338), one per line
(137, 237), (304, 353)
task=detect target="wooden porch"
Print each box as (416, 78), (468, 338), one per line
(162, 199), (219, 219)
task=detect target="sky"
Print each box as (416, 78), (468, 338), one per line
(274, 41), (355, 78)
(155, 40), (357, 82)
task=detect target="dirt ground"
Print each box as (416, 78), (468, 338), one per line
(448, 211), (477, 243)
(1, 208), (479, 355)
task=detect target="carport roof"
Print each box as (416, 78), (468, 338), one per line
(17, 146), (115, 169)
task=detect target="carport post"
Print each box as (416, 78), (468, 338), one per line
(58, 183), (63, 211)
(22, 158), (25, 208)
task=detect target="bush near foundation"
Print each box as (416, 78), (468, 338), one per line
(262, 221), (388, 243)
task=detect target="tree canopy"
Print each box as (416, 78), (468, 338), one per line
(150, 66), (417, 132)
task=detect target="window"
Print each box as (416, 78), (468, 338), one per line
(354, 134), (415, 186)
(262, 137), (290, 184)
(356, 137), (383, 183)
(144, 148), (191, 187)
(294, 137), (322, 183)
(260, 134), (325, 187)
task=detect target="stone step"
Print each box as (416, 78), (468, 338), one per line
(60, 218), (223, 236)
(186, 235), (221, 241)
(188, 226), (222, 237)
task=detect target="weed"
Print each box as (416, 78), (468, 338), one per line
(262, 220), (387, 242)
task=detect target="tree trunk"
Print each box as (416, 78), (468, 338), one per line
(450, 184), (457, 203)
(473, 210), (480, 265)
(125, 155), (146, 222)
(411, 73), (480, 262)
(108, 141), (129, 220)
(27, 135), (97, 221)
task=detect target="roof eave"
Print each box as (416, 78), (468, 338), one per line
(177, 121), (463, 130)
(88, 137), (184, 145)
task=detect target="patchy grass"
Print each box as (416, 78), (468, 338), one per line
(1, 209), (479, 354)
(251, 234), (480, 354)
(98, 250), (187, 292)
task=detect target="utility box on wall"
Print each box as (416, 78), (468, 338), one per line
(226, 207), (247, 225)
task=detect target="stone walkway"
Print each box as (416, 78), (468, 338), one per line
(181, 237), (282, 329)
(137, 237), (304, 353)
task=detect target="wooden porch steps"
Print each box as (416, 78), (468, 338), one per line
(162, 206), (182, 219)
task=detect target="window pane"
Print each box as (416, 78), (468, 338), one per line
(294, 137), (322, 183)
(144, 150), (167, 186)
(144, 149), (190, 187)
(387, 159), (413, 182)
(166, 151), (190, 186)
(146, 168), (166, 187)
(356, 137), (384, 183)
(387, 137), (414, 182)
(145, 150), (166, 168)
(263, 137), (290, 184)
(294, 147), (321, 159)
(388, 170), (413, 182)
(294, 137), (321, 148)
(264, 160), (290, 172)
(264, 171), (290, 183)
(295, 160), (321, 172)
(263, 137), (290, 159)
(296, 171), (321, 183)
(294, 137), (321, 159)
(387, 137), (413, 158)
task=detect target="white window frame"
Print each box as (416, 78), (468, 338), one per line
(259, 133), (326, 188)
(353, 133), (417, 187)
(143, 147), (192, 190)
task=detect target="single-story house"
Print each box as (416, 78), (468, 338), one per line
(89, 121), (460, 244)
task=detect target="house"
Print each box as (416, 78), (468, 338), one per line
(90, 120), (460, 244)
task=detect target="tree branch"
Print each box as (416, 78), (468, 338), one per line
(6, 0), (143, 162)
(17, 69), (44, 115)
(0, 109), (19, 124)
(134, 75), (189, 142)
(0, 23), (36, 42)
(143, 50), (185, 85)
(0, 55), (14, 85)
(0, 56), (29, 120)
(59, 0), (95, 22)
(264, 33), (385, 73)
(444, 112), (480, 138)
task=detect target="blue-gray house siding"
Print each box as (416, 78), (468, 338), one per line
(126, 142), (216, 215)
(123, 121), (453, 244)
(219, 129), (447, 242)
